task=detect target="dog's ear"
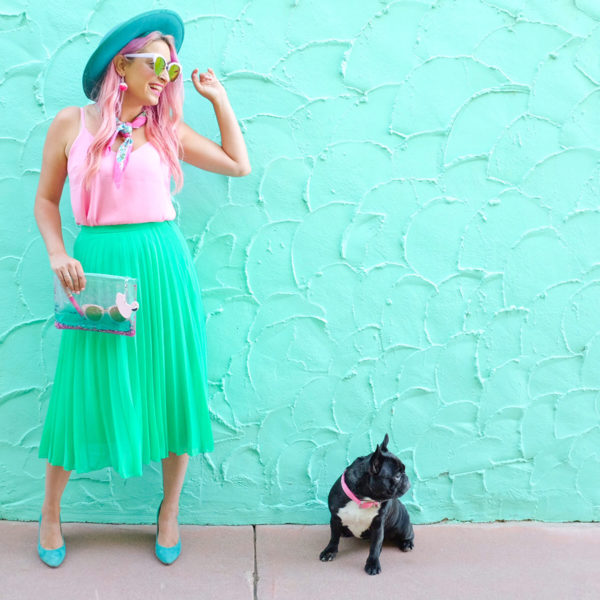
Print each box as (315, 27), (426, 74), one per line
(370, 444), (383, 474)
(381, 433), (389, 452)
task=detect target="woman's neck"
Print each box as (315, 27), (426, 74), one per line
(119, 96), (145, 123)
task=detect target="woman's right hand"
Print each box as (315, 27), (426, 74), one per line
(50, 252), (86, 294)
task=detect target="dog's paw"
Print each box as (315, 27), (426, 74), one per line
(364, 557), (381, 575)
(319, 548), (338, 561)
(398, 539), (414, 552)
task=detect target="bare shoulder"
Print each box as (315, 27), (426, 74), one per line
(46, 106), (80, 149)
(51, 106), (85, 158)
(52, 106), (80, 129)
(38, 107), (82, 195)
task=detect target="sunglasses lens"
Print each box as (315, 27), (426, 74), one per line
(108, 305), (126, 323)
(154, 56), (166, 77)
(84, 305), (103, 321)
(168, 63), (181, 81)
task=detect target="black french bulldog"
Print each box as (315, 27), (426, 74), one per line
(319, 434), (414, 575)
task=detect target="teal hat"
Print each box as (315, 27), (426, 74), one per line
(82, 9), (184, 100)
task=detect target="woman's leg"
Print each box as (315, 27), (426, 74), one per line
(40, 463), (71, 549)
(158, 451), (189, 546)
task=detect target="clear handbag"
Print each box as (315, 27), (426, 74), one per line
(54, 272), (139, 336)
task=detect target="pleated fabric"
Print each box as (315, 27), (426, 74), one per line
(39, 220), (214, 478)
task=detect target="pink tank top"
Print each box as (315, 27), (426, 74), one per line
(67, 107), (176, 226)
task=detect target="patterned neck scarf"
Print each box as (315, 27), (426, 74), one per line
(107, 111), (147, 188)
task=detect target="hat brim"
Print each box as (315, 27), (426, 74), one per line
(82, 9), (184, 100)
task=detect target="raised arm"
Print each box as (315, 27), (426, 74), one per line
(34, 106), (86, 293)
(178, 68), (251, 177)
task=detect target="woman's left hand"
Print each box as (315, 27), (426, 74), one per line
(191, 68), (226, 104)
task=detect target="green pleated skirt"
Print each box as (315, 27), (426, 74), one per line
(39, 220), (214, 478)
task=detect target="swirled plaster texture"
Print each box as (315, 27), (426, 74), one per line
(1, 0), (600, 525)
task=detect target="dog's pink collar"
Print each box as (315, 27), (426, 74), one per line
(341, 471), (380, 509)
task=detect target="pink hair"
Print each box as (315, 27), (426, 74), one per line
(83, 31), (184, 192)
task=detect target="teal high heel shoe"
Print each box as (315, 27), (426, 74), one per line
(155, 500), (181, 565)
(37, 514), (66, 568)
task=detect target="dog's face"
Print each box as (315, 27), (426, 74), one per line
(366, 434), (411, 501)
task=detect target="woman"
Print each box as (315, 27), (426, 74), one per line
(33, 10), (250, 567)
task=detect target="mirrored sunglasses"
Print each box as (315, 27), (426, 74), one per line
(124, 52), (181, 82)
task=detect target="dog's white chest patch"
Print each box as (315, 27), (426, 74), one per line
(337, 500), (379, 537)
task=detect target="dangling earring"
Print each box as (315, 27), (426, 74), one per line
(118, 76), (128, 92)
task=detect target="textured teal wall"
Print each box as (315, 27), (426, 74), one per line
(2, 0), (600, 525)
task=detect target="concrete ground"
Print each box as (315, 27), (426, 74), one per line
(1, 520), (599, 600)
